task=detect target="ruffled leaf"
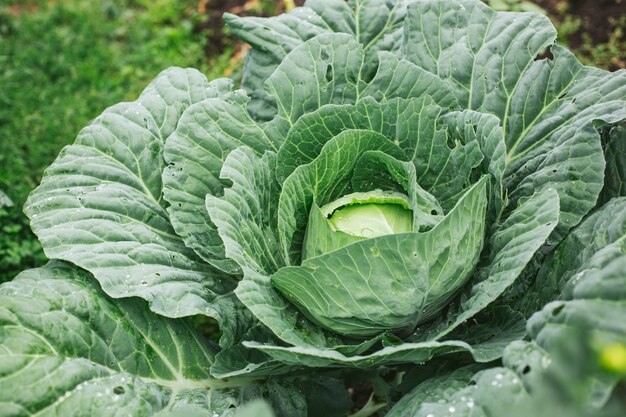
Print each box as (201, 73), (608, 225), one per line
(24, 69), (246, 337)
(0, 262), (232, 416)
(226, 0), (413, 120)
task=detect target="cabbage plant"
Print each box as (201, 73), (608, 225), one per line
(2, 0), (626, 416)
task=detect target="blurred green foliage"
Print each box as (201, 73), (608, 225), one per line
(511, 329), (626, 417)
(0, 0), (229, 282)
(559, 15), (626, 71)
(486, 0), (547, 13)
(546, 0), (626, 71)
(0, 189), (43, 280)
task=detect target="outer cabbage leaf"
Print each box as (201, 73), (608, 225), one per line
(404, 0), (556, 113)
(232, 401), (275, 417)
(386, 340), (620, 417)
(410, 187), (559, 343)
(526, 200), (626, 404)
(262, 33), (456, 132)
(403, 0), (626, 243)
(502, 45), (626, 243)
(387, 199), (626, 416)
(244, 307), (525, 367)
(387, 366), (531, 417)
(23, 68), (255, 350)
(277, 96), (454, 184)
(162, 87), (281, 274)
(386, 365), (485, 417)
(0, 262), (233, 417)
(519, 200), (626, 407)
(599, 124), (626, 205)
(0, 262), (341, 417)
(528, 245), (626, 407)
(205, 148), (285, 276)
(441, 110), (507, 224)
(518, 197), (626, 315)
(24, 71), (225, 311)
(225, 0), (413, 120)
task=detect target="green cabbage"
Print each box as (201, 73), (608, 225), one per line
(2, 0), (625, 415)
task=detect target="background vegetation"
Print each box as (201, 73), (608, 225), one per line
(0, 0), (624, 282)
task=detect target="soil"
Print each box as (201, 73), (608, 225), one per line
(197, 0), (305, 56)
(534, 0), (626, 46)
(568, 0), (625, 45)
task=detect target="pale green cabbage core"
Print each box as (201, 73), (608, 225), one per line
(323, 192), (413, 238)
(302, 190), (415, 260)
